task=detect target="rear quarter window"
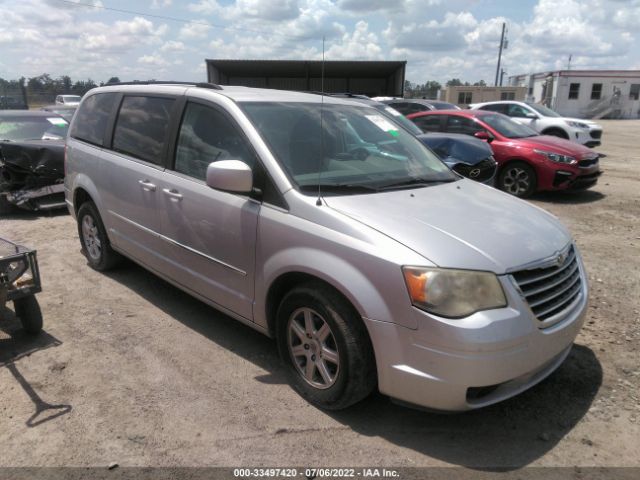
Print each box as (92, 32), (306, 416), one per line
(70, 93), (119, 146)
(112, 96), (175, 165)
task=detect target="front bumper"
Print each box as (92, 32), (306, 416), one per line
(365, 258), (588, 411)
(572, 128), (602, 148)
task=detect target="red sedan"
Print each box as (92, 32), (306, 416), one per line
(407, 109), (602, 197)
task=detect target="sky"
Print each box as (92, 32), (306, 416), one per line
(1, 0), (639, 85)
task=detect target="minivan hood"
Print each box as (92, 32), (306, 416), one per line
(526, 135), (593, 156)
(324, 180), (571, 274)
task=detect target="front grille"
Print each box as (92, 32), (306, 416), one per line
(590, 130), (602, 139)
(578, 157), (599, 168)
(511, 245), (582, 322)
(452, 157), (496, 182)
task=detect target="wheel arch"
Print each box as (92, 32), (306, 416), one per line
(73, 187), (93, 216)
(541, 126), (569, 139)
(265, 271), (367, 339)
(498, 157), (538, 176)
(259, 248), (407, 337)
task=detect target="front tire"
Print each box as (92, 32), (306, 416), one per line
(498, 162), (537, 198)
(77, 201), (121, 271)
(542, 128), (569, 139)
(14, 295), (43, 335)
(276, 283), (376, 410)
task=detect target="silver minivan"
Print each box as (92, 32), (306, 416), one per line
(64, 83), (588, 411)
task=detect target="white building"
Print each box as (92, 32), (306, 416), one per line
(509, 70), (640, 119)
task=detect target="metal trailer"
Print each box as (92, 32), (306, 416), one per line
(0, 237), (43, 334)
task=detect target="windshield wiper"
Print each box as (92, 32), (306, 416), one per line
(378, 177), (456, 191)
(299, 183), (380, 194)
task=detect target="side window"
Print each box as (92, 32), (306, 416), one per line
(590, 83), (602, 100)
(389, 102), (410, 114)
(174, 102), (256, 181)
(112, 96), (174, 165)
(412, 115), (441, 132)
(507, 104), (531, 118)
(70, 92), (118, 146)
(480, 104), (507, 114)
(445, 116), (482, 135)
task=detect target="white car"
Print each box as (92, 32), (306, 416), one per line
(55, 95), (81, 106)
(469, 101), (603, 148)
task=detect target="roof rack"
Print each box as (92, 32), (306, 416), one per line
(306, 91), (372, 99)
(105, 81), (223, 90)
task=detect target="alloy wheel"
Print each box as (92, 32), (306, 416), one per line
(502, 167), (531, 195)
(287, 307), (340, 389)
(82, 214), (102, 261)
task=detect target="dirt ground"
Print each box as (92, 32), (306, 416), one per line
(1, 120), (639, 470)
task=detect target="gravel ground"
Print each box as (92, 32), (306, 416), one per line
(1, 120), (639, 470)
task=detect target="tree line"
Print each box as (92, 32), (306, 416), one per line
(0, 74), (122, 96)
(404, 79), (488, 99)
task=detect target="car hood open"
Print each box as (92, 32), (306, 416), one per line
(324, 180), (571, 274)
(417, 133), (492, 165)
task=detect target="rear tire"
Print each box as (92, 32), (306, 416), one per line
(276, 282), (376, 410)
(77, 201), (121, 271)
(498, 162), (537, 198)
(14, 295), (43, 335)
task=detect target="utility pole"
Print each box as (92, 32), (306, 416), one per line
(500, 68), (506, 86)
(567, 54), (572, 70)
(494, 22), (506, 87)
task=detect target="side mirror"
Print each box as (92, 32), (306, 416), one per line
(474, 130), (494, 143)
(206, 160), (253, 194)
(525, 112), (538, 119)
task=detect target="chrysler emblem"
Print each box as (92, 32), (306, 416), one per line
(556, 252), (567, 266)
(469, 168), (481, 178)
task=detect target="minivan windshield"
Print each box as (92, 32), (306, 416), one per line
(526, 102), (561, 118)
(480, 113), (539, 139)
(241, 102), (456, 194)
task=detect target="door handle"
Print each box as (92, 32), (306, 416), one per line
(162, 188), (183, 201)
(138, 179), (156, 192)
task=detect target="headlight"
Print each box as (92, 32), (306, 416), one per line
(567, 121), (589, 129)
(402, 267), (507, 318)
(533, 149), (577, 165)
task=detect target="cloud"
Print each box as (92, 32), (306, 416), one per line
(151, 0), (172, 8)
(326, 21), (383, 60)
(384, 11), (477, 52)
(337, 0), (404, 12)
(160, 40), (186, 52)
(179, 22), (211, 39)
(188, 0), (301, 21)
(0, 0), (638, 86)
(138, 54), (170, 67)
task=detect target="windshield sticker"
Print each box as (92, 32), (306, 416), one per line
(47, 117), (68, 126)
(366, 115), (399, 136)
(384, 107), (402, 117)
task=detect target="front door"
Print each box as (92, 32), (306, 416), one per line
(507, 104), (537, 129)
(159, 100), (260, 321)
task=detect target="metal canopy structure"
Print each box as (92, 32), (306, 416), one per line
(206, 59), (407, 97)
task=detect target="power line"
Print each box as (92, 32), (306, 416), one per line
(53, 0), (301, 40)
